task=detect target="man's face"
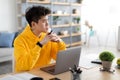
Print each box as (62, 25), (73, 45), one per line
(33, 15), (49, 33)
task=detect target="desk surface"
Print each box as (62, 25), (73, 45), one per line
(28, 65), (120, 80)
(0, 65), (120, 80)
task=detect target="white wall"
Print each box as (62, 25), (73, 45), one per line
(81, 0), (120, 48)
(0, 0), (17, 32)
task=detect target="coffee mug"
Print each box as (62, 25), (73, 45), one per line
(30, 77), (43, 80)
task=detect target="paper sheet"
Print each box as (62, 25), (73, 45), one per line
(0, 75), (22, 80)
(0, 72), (37, 80)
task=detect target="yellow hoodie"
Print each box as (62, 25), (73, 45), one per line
(14, 25), (66, 72)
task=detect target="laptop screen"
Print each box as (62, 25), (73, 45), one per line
(54, 46), (81, 74)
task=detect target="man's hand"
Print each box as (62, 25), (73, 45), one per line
(40, 33), (62, 45)
(49, 33), (61, 42)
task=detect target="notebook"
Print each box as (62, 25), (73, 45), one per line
(40, 46), (81, 75)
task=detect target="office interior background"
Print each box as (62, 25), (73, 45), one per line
(1, 0), (120, 48)
(0, 0), (120, 74)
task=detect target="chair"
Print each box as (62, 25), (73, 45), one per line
(87, 29), (100, 47)
(12, 51), (15, 73)
(84, 21), (100, 47)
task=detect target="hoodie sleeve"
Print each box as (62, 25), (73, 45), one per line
(50, 40), (66, 60)
(14, 37), (42, 72)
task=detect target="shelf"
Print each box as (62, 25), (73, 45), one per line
(71, 41), (82, 46)
(59, 34), (70, 38)
(17, 14), (24, 17)
(66, 44), (70, 48)
(58, 32), (82, 38)
(71, 24), (80, 26)
(71, 3), (81, 6)
(72, 33), (82, 36)
(25, 1), (81, 6)
(53, 23), (81, 28)
(66, 41), (83, 48)
(52, 24), (70, 28)
(20, 0), (81, 6)
(18, 26), (25, 32)
(51, 14), (80, 16)
(71, 14), (80, 16)
(52, 2), (70, 6)
(17, 0), (28, 3)
(17, 1), (22, 4)
(17, 13), (80, 17)
(27, 0), (50, 4)
(16, 0), (82, 48)
(51, 14), (70, 16)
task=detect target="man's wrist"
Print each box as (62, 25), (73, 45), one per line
(36, 42), (43, 47)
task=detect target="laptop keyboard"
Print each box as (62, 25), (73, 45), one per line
(48, 68), (55, 72)
(47, 65), (55, 72)
(40, 65), (56, 73)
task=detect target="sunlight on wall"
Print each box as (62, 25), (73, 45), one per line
(0, 0), (16, 32)
(81, 0), (120, 48)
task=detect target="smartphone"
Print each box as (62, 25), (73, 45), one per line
(91, 59), (102, 64)
(49, 77), (61, 80)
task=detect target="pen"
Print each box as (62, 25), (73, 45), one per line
(74, 64), (77, 72)
(47, 28), (53, 35)
(48, 30), (53, 35)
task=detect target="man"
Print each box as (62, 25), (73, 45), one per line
(14, 6), (66, 72)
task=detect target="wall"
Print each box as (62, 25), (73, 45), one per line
(0, 0), (17, 32)
(81, 0), (120, 48)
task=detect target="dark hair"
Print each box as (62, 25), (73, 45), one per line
(25, 6), (51, 27)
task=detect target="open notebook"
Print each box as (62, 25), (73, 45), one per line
(0, 72), (37, 80)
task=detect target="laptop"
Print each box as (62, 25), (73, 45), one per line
(40, 46), (81, 75)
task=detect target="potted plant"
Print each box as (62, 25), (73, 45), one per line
(99, 51), (115, 71)
(53, 16), (61, 25)
(75, 27), (80, 33)
(116, 58), (120, 69)
(73, 17), (80, 24)
(77, 0), (83, 3)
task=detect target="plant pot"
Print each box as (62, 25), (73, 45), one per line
(75, 27), (80, 33)
(77, 0), (82, 3)
(102, 61), (112, 70)
(53, 20), (61, 25)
